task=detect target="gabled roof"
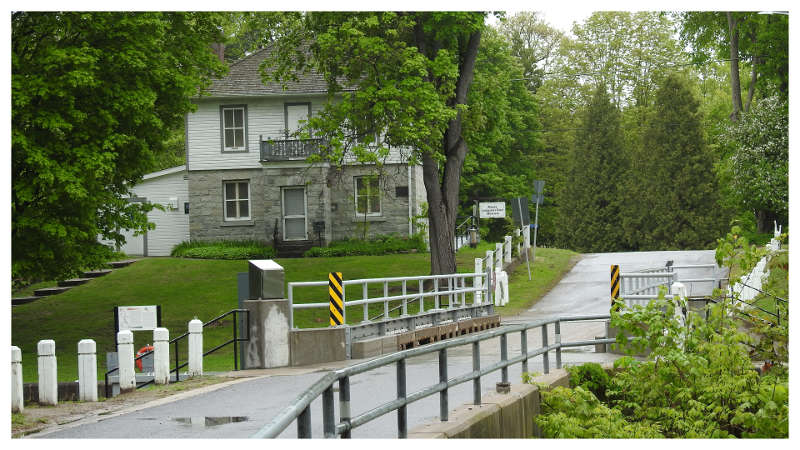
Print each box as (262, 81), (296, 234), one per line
(142, 165), (186, 181)
(204, 46), (332, 98)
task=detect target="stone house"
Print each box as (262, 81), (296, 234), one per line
(185, 46), (428, 255)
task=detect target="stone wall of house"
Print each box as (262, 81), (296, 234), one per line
(262, 165), (332, 245)
(188, 168), (268, 242)
(329, 164), (413, 241)
(188, 163), (417, 245)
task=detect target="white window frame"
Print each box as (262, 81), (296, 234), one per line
(354, 176), (382, 217)
(223, 180), (251, 221)
(281, 186), (308, 241)
(220, 105), (248, 151)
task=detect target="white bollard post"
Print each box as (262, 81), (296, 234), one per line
(12, 346), (23, 412)
(117, 330), (136, 394)
(486, 250), (494, 274)
(37, 340), (58, 406)
(494, 268), (503, 306)
(495, 243), (503, 269)
(504, 236), (512, 263)
(188, 319), (203, 377)
(501, 270), (510, 306)
(523, 226), (531, 249)
(474, 258), (483, 304)
(515, 228), (521, 258)
(153, 327), (170, 385)
(78, 339), (98, 402)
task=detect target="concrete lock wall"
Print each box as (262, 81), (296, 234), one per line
(408, 368), (574, 439)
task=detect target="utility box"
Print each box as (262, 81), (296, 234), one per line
(248, 260), (284, 299)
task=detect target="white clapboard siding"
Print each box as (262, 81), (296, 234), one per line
(131, 167), (190, 256)
(188, 96), (410, 171)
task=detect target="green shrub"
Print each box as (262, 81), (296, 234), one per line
(566, 362), (611, 401)
(304, 234), (427, 257)
(171, 240), (276, 260)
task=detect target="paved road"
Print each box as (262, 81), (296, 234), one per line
(34, 250), (718, 439)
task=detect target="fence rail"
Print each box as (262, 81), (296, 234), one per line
(252, 314), (613, 439)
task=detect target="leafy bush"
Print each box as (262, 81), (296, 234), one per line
(536, 386), (663, 438)
(304, 234), (427, 257)
(566, 363), (611, 401)
(171, 240), (276, 260)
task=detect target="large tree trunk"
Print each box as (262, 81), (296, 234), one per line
(727, 12), (743, 122)
(423, 29), (481, 275)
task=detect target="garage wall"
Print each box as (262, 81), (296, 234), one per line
(131, 168), (190, 256)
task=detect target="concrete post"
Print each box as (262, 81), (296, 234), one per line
(188, 319), (203, 377)
(11, 346), (23, 412)
(485, 250), (494, 274)
(523, 226), (531, 249)
(245, 260), (291, 369)
(78, 339), (98, 402)
(37, 339), (58, 406)
(504, 236), (512, 263)
(495, 243), (503, 269)
(515, 228), (521, 258)
(494, 268), (503, 306)
(117, 330), (136, 394)
(153, 327), (170, 385)
(474, 258), (483, 304)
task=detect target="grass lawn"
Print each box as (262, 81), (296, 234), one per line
(11, 244), (576, 382)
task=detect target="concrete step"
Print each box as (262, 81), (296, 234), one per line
(58, 277), (94, 287)
(108, 259), (138, 269)
(33, 286), (72, 296)
(82, 269), (113, 278)
(12, 296), (42, 306)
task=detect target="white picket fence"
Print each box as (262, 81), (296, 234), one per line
(11, 319), (204, 412)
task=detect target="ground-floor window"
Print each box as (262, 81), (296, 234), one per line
(355, 176), (381, 216)
(223, 180), (250, 220)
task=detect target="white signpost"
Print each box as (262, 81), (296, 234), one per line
(479, 202), (506, 218)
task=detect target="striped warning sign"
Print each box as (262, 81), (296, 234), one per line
(329, 272), (344, 326)
(610, 265), (620, 311)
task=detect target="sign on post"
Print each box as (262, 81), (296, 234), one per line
(329, 272), (344, 326)
(479, 202), (506, 218)
(114, 305), (160, 332)
(511, 197), (530, 227)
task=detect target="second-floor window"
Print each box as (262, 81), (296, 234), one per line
(221, 105), (247, 151)
(224, 180), (250, 220)
(355, 176), (381, 216)
(285, 103), (311, 139)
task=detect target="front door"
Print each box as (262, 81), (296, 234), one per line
(282, 187), (307, 240)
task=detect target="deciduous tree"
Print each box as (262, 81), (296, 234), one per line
(263, 12), (485, 274)
(12, 12), (226, 281)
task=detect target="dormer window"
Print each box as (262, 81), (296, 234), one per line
(220, 105), (248, 151)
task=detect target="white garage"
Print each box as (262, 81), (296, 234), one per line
(109, 165), (190, 257)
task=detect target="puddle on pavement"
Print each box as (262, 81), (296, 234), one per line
(172, 416), (249, 427)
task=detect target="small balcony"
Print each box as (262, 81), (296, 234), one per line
(260, 138), (323, 161)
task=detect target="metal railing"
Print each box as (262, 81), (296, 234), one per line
(252, 314), (614, 439)
(454, 216), (477, 251)
(260, 137), (323, 161)
(288, 272), (490, 329)
(104, 309), (250, 398)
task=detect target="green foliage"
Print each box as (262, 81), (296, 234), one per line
(718, 95), (788, 230)
(536, 386), (663, 438)
(304, 234), (426, 258)
(560, 84), (628, 253)
(171, 240), (276, 260)
(623, 73), (727, 250)
(460, 26), (540, 204)
(566, 363), (611, 402)
(12, 12), (226, 281)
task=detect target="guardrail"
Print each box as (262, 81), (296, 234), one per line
(252, 314), (613, 439)
(288, 272), (490, 329)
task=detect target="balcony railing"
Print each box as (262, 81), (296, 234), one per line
(260, 137), (322, 161)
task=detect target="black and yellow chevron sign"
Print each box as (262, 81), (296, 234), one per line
(610, 265), (620, 310)
(329, 272), (344, 326)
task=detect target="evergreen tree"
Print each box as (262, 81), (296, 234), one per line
(561, 85), (628, 253)
(630, 74), (726, 249)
